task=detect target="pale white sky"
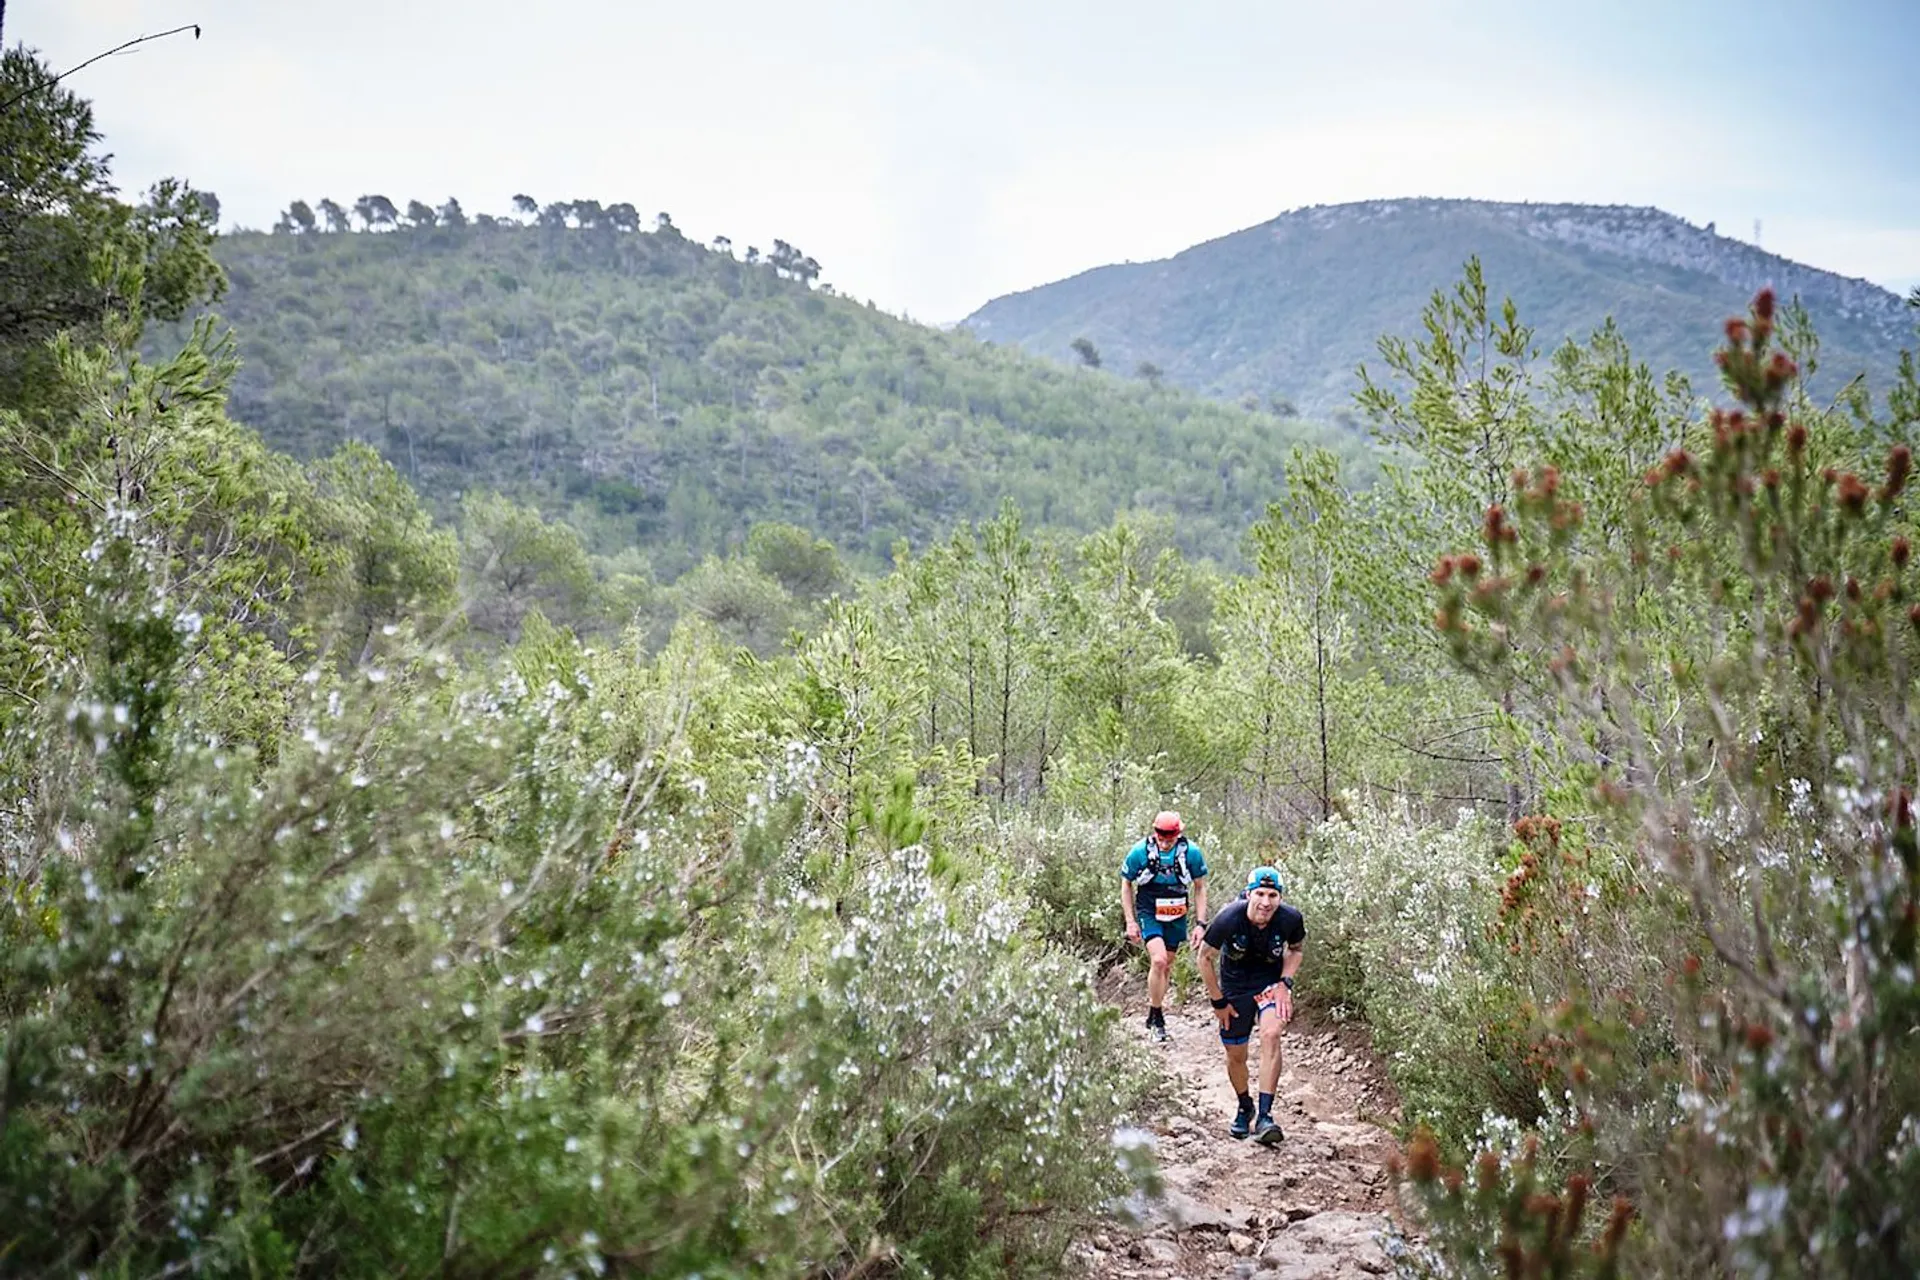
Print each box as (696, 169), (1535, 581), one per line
(16, 0), (1920, 322)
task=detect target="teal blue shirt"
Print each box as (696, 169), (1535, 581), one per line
(1122, 838), (1209, 915)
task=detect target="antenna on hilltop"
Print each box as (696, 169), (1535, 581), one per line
(1753, 218), (1762, 248)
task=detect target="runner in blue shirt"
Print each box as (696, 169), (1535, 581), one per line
(1120, 811), (1210, 1043)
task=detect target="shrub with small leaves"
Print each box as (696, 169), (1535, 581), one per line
(1390, 1113), (1630, 1280)
(1423, 289), (1920, 1274)
(1, 500), (1148, 1277)
(1287, 798), (1535, 1143)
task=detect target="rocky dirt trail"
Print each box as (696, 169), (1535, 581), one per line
(1070, 979), (1408, 1280)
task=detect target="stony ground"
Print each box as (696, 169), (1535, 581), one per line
(1070, 974), (1410, 1280)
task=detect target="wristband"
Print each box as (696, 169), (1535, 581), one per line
(1210, 996), (1230, 1010)
(1279, 976), (1294, 991)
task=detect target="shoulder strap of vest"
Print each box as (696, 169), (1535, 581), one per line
(1135, 836), (1194, 888)
(1131, 841), (1157, 886)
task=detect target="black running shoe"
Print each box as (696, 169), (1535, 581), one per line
(1229, 1099), (1255, 1140)
(1253, 1114), (1284, 1146)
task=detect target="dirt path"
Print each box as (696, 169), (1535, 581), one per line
(1071, 978), (1406, 1280)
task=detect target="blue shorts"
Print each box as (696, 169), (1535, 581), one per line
(1137, 908), (1191, 952)
(1219, 986), (1284, 1046)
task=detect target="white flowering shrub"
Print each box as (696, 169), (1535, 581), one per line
(1287, 798), (1534, 1140)
(769, 844), (1147, 1277)
(0, 538), (1145, 1277)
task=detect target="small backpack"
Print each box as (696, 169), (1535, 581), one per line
(1131, 835), (1194, 889)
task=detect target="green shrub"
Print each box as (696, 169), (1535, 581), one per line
(1004, 814), (1125, 959)
(1286, 799), (1533, 1144)
(1405, 289), (1920, 1275)
(0, 528), (1146, 1275)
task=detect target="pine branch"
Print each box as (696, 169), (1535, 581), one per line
(0, 23), (201, 116)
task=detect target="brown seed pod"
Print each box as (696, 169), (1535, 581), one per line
(1883, 445), (1911, 502)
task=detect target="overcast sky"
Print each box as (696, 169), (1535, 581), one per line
(17, 0), (1919, 323)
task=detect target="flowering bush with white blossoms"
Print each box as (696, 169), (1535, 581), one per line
(0, 537), (1146, 1277)
(774, 842), (1147, 1276)
(1286, 798), (1531, 1137)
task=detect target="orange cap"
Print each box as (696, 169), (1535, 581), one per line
(1152, 811), (1183, 836)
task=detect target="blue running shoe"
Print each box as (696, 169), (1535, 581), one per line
(1229, 1098), (1255, 1140)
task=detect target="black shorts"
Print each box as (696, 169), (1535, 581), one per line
(1219, 985), (1284, 1046)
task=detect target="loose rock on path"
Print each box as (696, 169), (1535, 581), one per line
(1071, 975), (1409, 1280)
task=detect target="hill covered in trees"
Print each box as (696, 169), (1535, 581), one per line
(963, 198), (1914, 417)
(159, 205), (1362, 575)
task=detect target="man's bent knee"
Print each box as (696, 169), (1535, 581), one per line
(1149, 953), (1171, 974)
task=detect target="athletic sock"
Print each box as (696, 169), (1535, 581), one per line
(1236, 1092), (1254, 1112)
(1147, 1006), (1164, 1026)
(1257, 1092), (1275, 1118)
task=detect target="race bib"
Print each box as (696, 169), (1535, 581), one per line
(1154, 897), (1188, 922)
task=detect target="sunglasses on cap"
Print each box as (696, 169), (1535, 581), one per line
(1153, 826), (1181, 838)
(1246, 867), (1284, 893)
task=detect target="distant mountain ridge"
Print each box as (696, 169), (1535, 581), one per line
(963, 199), (1913, 416)
(1482, 201), (1903, 326)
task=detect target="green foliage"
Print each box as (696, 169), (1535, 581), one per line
(747, 519), (848, 602)
(667, 554), (800, 655)
(877, 500), (1072, 805)
(1, 48), (223, 407)
(1286, 801), (1531, 1141)
(4, 76), (1152, 1276)
(149, 217), (1364, 572)
(1049, 519), (1196, 813)
(1416, 287), (1920, 1273)
(1002, 814), (1132, 959)
(0, 327), (349, 762)
(458, 489), (599, 642)
(310, 441), (459, 655)
(1220, 448), (1379, 823)
(1361, 257), (1544, 513)
(1391, 1118), (1632, 1280)
(0, 511), (1146, 1277)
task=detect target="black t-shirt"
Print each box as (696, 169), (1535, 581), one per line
(1203, 899), (1307, 997)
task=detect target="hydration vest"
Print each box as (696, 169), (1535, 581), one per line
(1131, 836), (1195, 889)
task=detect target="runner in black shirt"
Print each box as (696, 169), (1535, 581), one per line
(1199, 866), (1306, 1144)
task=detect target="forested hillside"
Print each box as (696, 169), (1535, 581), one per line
(965, 198), (1912, 417)
(158, 214), (1361, 573)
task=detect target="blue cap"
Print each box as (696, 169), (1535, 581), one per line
(1246, 866), (1284, 894)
